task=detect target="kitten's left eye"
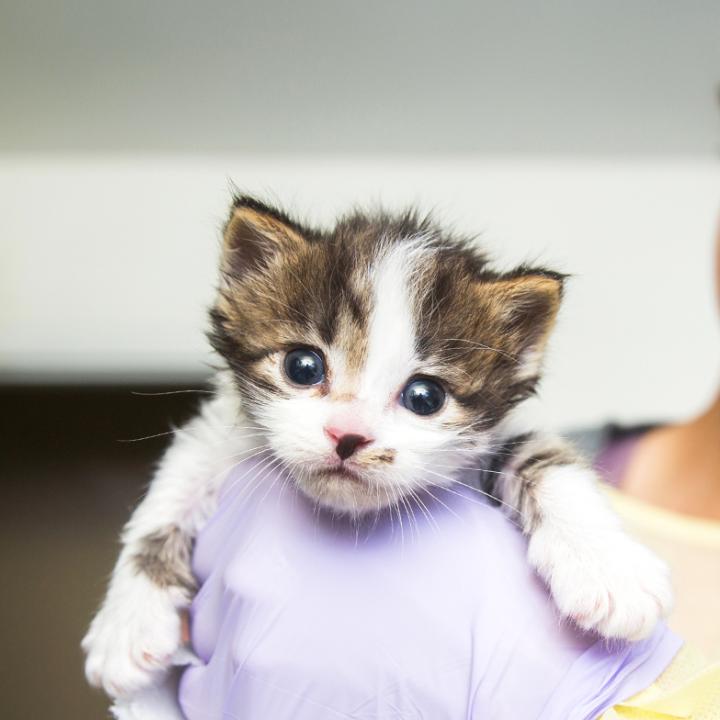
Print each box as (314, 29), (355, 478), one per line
(401, 378), (446, 416)
(284, 348), (325, 386)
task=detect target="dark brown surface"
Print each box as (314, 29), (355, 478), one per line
(1, 383), (208, 719)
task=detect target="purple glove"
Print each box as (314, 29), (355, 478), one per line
(179, 457), (680, 720)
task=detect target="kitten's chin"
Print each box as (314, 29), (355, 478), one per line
(293, 466), (396, 515)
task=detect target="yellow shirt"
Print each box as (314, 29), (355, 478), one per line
(603, 484), (720, 664)
(599, 486), (720, 719)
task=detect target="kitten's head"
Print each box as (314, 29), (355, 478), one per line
(210, 196), (563, 514)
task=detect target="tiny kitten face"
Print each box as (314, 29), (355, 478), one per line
(210, 197), (563, 514)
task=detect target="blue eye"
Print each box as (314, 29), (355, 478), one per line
(401, 378), (446, 416)
(284, 348), (325, 386)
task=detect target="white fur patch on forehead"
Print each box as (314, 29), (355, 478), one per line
(359, 237), (432, 403)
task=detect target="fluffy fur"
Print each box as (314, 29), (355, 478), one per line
(83, 197), (672, 718)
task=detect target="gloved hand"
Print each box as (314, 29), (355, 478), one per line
(176, 457), (681, 720)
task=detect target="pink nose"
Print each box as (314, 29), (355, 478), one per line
(324, 426), (374, 460)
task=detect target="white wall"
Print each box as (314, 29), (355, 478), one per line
(2, 2), (719, 155)
(2, 155), (718, 430)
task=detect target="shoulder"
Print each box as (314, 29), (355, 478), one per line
(565, 423), (657, 460)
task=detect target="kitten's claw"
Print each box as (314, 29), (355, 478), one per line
(82, 576), (186, 698)
(528, 527), (673, 641)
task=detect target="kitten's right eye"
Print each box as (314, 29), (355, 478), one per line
(401, 377), (446, 416)
(284, 348), (325, 386)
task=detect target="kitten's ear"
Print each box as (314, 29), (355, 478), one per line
(222, 196), (307, 277)
(479, 269), (565, 377)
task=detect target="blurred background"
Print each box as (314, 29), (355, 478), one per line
(1, 2), (719, 717)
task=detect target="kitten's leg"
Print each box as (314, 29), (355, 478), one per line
(491, 434), (672, 640)
(110, 669), (186, 720)
(82, 374), (254, 699)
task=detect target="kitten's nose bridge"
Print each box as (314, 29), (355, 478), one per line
(325, 405), (372, 437)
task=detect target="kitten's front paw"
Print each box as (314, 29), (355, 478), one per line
(529, 527), (673, 641)
(82, 575), (187, 698)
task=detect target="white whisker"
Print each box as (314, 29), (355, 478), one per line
(130, 389), (214, 396)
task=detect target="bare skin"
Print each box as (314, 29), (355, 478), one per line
(621, 397), (720, 520)
(620, 221), (720, 521)
(180, 613), (190, 645)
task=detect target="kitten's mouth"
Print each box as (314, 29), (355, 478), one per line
(295, 460), (392, 514)
(315, 464), (365, 484)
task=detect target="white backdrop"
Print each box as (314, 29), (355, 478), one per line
(1, 156), (718, 430)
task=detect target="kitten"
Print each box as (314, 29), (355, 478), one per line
(83, 196), (672, 706)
